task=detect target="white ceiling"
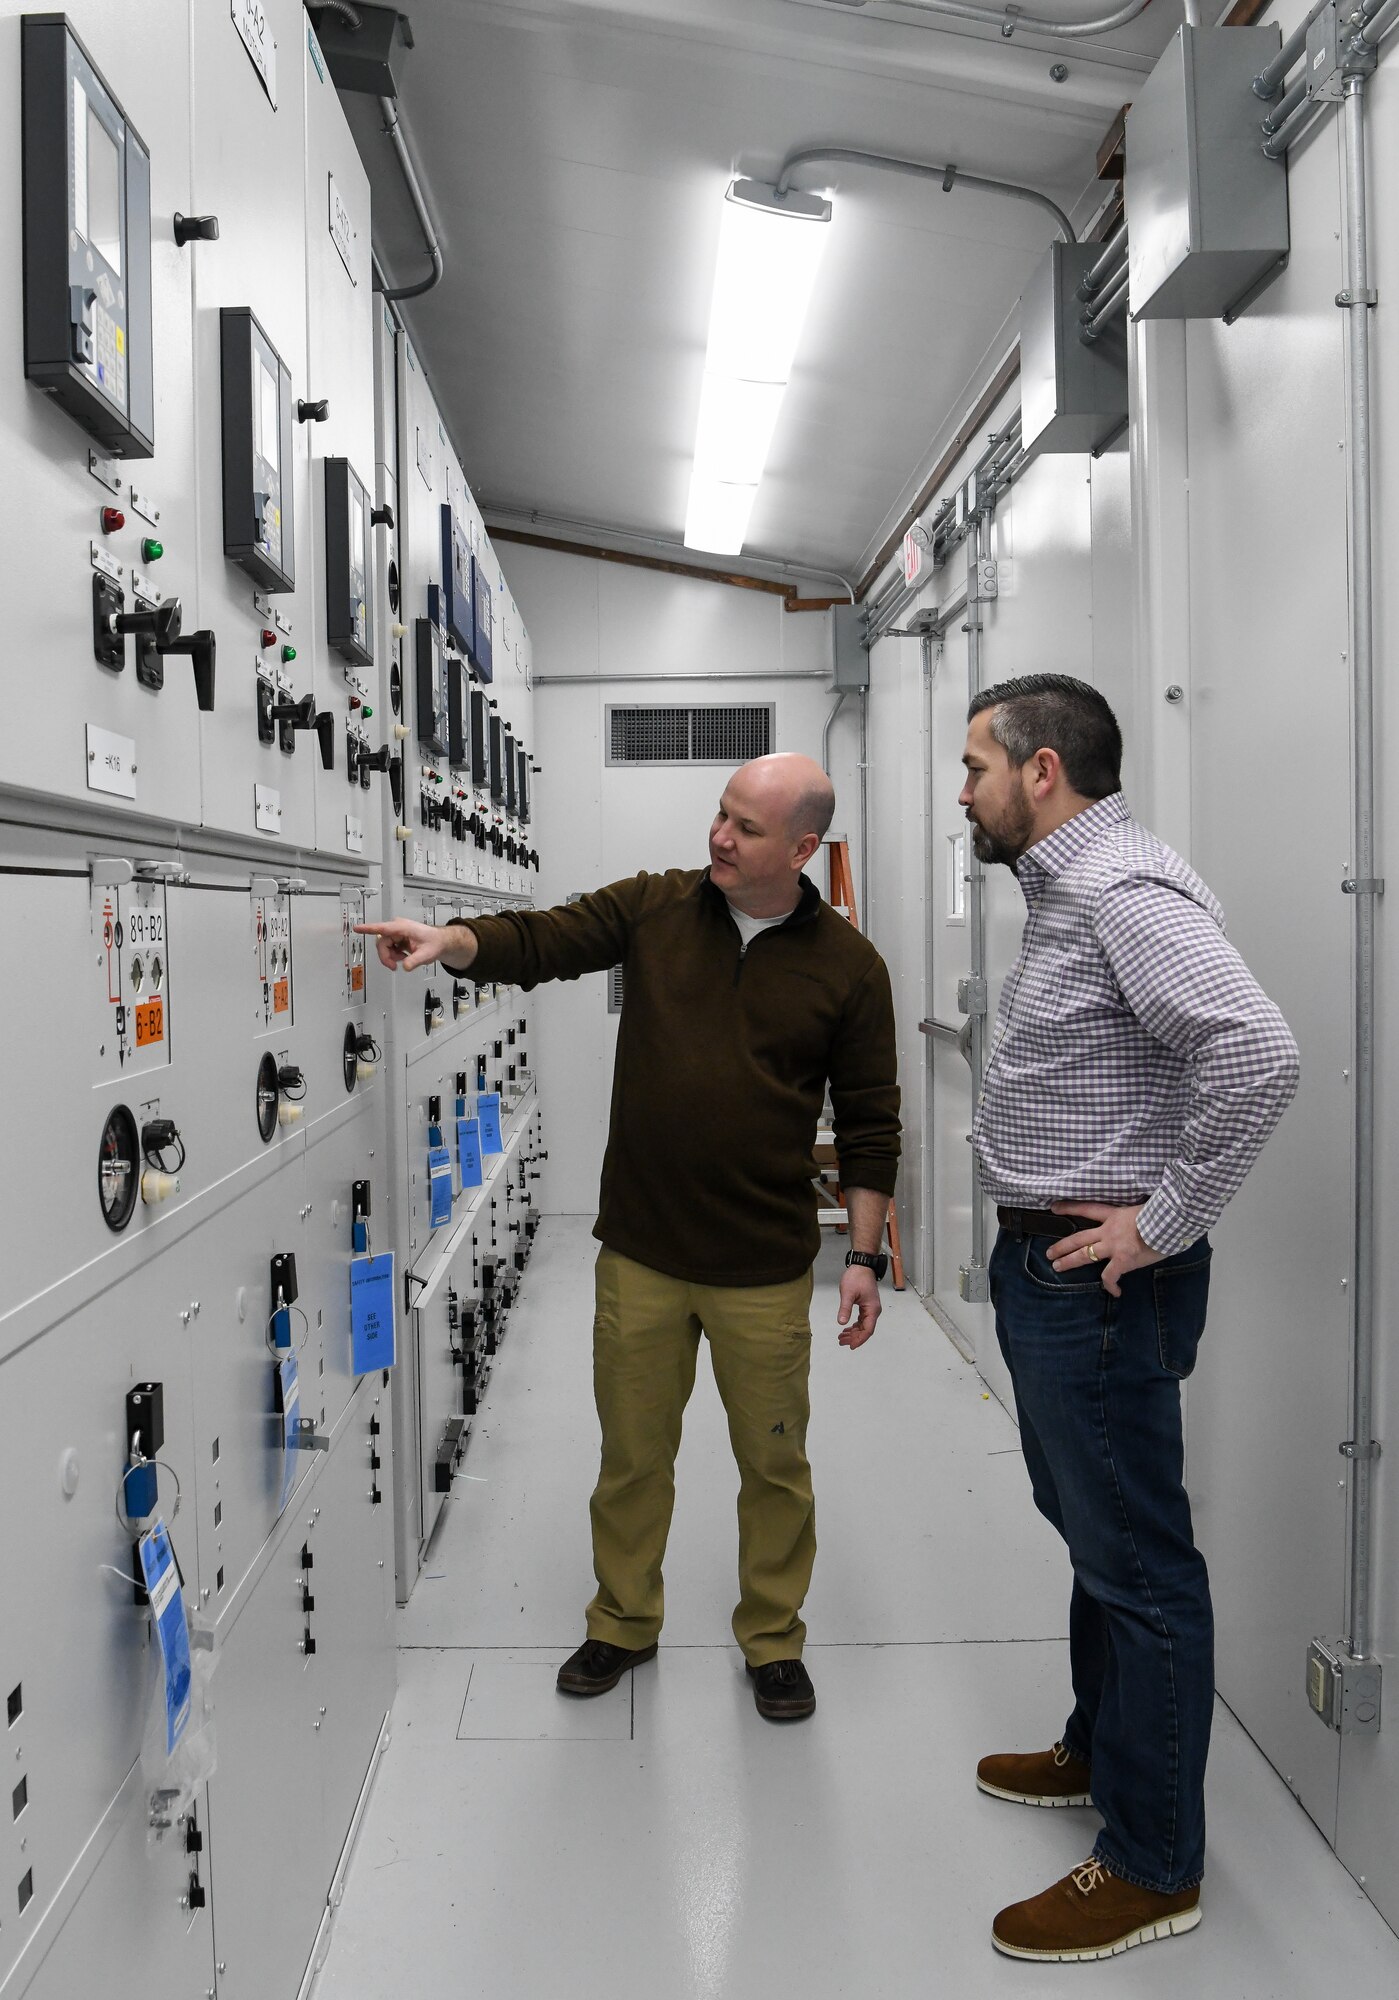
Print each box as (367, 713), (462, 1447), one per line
(338, 0), (1181, 581)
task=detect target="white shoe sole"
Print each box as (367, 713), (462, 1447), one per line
(992, 1905), (1202, 1961)
(976, 1776), (1093, 1808)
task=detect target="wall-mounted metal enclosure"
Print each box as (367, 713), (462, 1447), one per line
(1020, 242), (1128, 459)
(1125, 25), (1289, 321)
(325, 458), (373, 664)
(469, 686), (489, 786)
(310, 3), (412, 96)
(516, 746), (531, 825)
(440, 504), (474, 654)
(21, 16), (154, 455)
(221, 308), (295, 590)
(832, 604), (869, 691)
(471, 553), (495, 683)
(415, 615), (448, 754)
(488, 712), (505, 803)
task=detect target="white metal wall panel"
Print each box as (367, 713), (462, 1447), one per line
(1175, 105), (1352, 1848)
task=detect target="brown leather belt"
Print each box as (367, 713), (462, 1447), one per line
(996, 1206), (1099, 1241)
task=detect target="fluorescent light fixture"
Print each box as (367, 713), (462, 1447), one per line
(684, 178), (832, 556)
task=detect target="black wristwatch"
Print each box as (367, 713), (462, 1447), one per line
(845, 1249), (888, 1281)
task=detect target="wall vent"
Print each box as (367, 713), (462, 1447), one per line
(605, 704), (774, 766)
(607, 965), (624, 1014)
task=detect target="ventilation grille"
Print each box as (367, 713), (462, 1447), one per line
(606, 704), (774, 766)
(607, 965), (624, 1014)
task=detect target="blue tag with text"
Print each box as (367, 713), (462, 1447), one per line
(458, 1117), (483, 1188)
(138, 1520), (192, 1755)
(429, 1144), (453, 1227)
(277, 1354), (300, 1513)
(351, 1253), (396, 1373)
(479, 1092), (503, 1154)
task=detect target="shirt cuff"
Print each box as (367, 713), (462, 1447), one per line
(1136, 1187), (1201, 1259)
(833, 1159), (899, 1200)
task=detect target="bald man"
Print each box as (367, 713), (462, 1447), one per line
(359, 755), (900, 1720)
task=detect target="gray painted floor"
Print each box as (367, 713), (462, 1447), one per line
(317, 1216), (1399, 1998)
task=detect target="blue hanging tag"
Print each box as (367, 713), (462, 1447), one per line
(428, 1144), (453, 1227)
(457, 1116), (483, 1188)
(352, 1215), (369, 1254)
(271, 1302), (293, 1350)
(478, 1092), (503, 1154)
(351, 1253), (397, 1373)
(277, 1354), (300, 1513)
(138, 1519), (192, 1755)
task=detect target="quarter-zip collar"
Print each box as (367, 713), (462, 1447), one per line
(700, 868), (822, 933)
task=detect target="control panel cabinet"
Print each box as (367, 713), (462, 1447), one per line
(470, 550), (494, 682)
(21, 16), (155, 457)
(324, 458), (373, 665)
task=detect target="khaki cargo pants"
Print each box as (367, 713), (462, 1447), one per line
(585, 1246), (817, 1666)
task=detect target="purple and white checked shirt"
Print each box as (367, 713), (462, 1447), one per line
(973, 794), (1300, 1256)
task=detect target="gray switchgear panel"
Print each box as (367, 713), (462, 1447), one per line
(22, 15), (155, 456)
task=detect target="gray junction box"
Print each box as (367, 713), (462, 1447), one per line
(1125, 25), (1290, 322)
(1019, 241), (1128, 461)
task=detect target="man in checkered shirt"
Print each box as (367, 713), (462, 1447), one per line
(959, 675), (1299, 1965)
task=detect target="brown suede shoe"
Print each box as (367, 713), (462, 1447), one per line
(976, 1741), (1092, 1808)
(992, 1855), (1202, 1961)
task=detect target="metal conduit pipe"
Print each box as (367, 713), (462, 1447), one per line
(377, 95), (444, 300)
(886, 0), (1155, 41)
(1254, 0), (1332, 97)
(314, 0), (364, 25)
(858, 692), (870, 940)
(963, 512), (989, 1301)
(1360, 0), (1399, 45)
(1340, 73), (1380, 1669)
(1260, 72), (1309, 136)
(775, 147), (1076, 243)
(1262, 92), (1330, 160)
(1077, 220), (1128, 299)
(821, 690), (850, 778)
(1081, 271), (1130, 341)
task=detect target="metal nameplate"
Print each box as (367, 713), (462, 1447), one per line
(329, 173), (357, 284)
(346, 816), (364, 854)
(88, 451), (122, 495)
(231, 0), (277, 108)
(254, 784), (283, 834)
(87, 725), (137, 800)
(90, 541), (123, 583)
(129, 488), (160, 527)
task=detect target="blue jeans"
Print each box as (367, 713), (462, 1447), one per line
(989, 1225), (1215, 1894)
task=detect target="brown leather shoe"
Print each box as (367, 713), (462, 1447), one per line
(976, 1741), (1092, 1807)
(556, 1638), (657, 1697)
(992, 1855), (1202, 1961)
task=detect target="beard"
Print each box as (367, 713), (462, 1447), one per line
(968, 787), (1035, 868)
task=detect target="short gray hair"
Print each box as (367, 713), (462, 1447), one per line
(791, 777), (835, 842)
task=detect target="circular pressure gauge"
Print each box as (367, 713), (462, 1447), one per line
(98, 1105), (140, 1232)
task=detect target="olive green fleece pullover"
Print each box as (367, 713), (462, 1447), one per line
(447, 867), (900, 1287)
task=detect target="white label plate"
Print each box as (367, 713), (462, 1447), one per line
(254, 784), (282, 834)
(346, 815), (364, 854)
(231, 0), (277, 108)
(90, 542), (122, 583)
(87, 725), (136, 799)
(328, 173), (357, 284)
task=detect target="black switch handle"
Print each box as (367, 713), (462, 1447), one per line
(371, 502), (395, 529)
(113, 597), (182, 647)
(315, 710), (337, 771)
(269, 693), (318, 729)
(173, 213), (219, 246)
(160, 630), (217, 712)
(297, 398), (330, 423)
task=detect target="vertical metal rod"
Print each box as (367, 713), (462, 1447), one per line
(858, 690), (870, 935)
(965, 518), (988, 1290)
(921, 633), (937, 1294)
(1342, 75), (1378, 1666)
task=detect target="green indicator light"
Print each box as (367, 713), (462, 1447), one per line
(141, 538), (164, 563)
(362, 705), (373, 719)
(281, 644), (297, 663)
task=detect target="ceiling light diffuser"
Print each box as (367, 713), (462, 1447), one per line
(684, 178), (832, 557)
